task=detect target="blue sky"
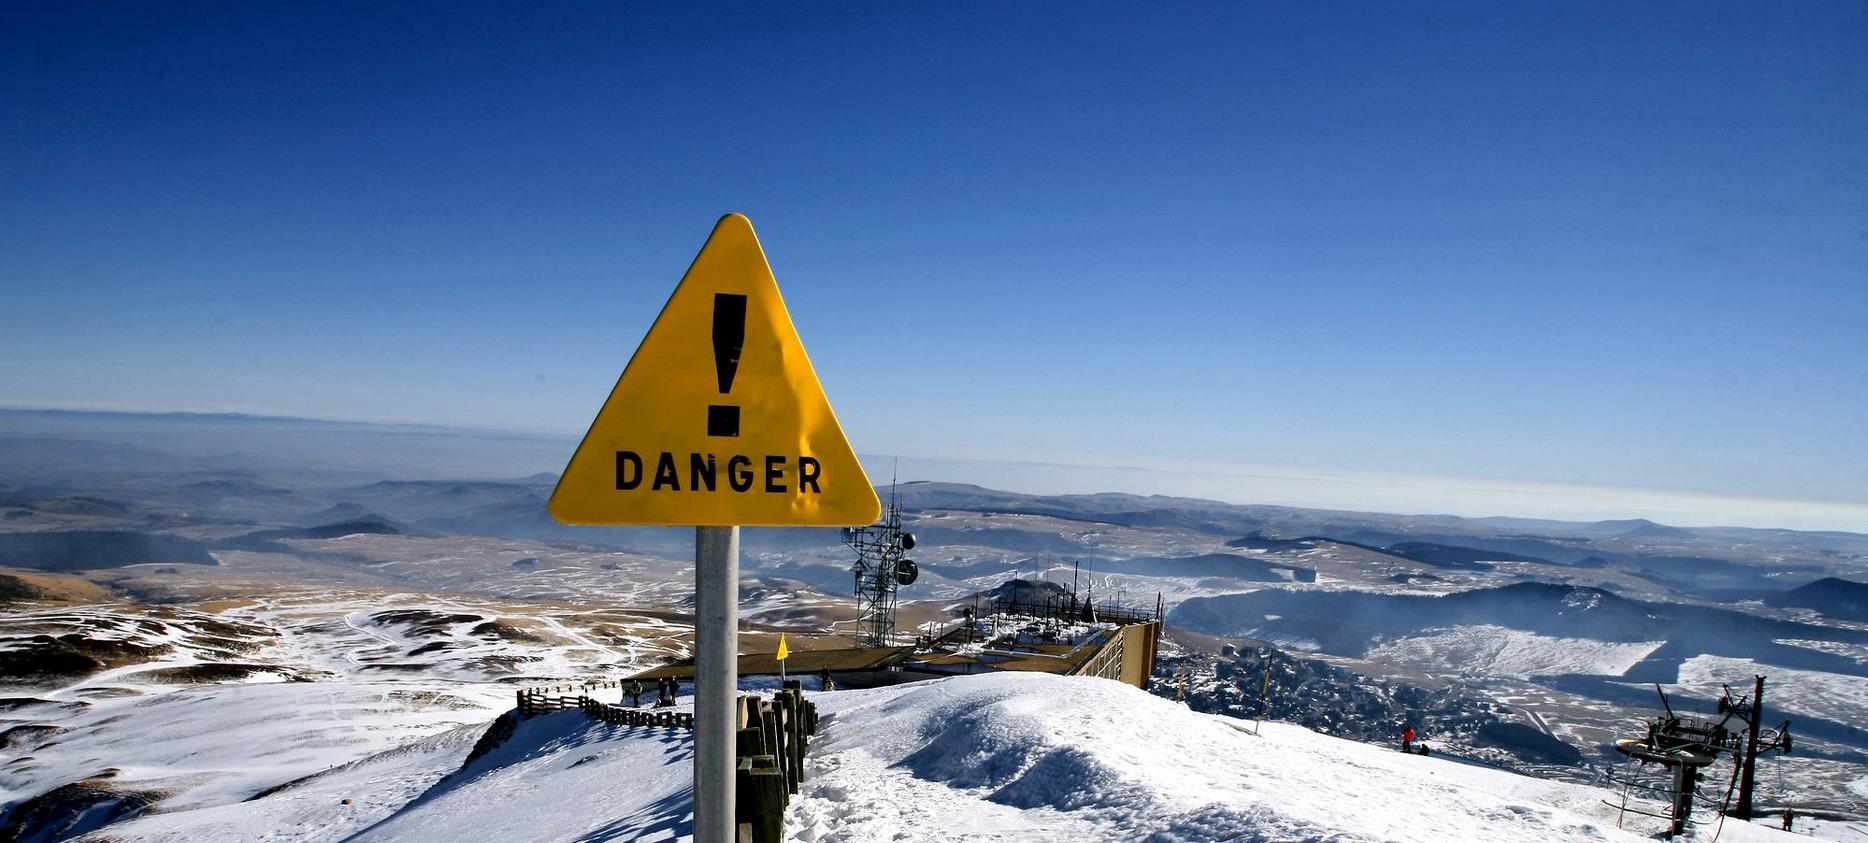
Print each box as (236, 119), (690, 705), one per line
(3, 3), (1865, 528)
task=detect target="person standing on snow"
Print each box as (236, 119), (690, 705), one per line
(1402, 725), (1416, 753)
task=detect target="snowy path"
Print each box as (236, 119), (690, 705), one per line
(534, 612), (622, 661)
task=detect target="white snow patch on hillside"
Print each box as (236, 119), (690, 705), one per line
(1673, 655), (1868, 728)
(1775, 638), (1868, 666)
(1365, 625), (1664, 679)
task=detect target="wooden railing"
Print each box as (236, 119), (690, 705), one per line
(734, 681), (819, 843)
(514, 680), (624, 715)
(582, 698), (697, 729)
(511, 678), (820, 842)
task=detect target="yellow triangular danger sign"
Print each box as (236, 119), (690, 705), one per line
(548, 214), (880, 527)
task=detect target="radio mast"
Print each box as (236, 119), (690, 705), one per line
(844, 478), (917, 648)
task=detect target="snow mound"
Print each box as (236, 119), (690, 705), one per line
(789, 672), (1793, 843)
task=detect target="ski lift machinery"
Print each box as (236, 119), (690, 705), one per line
(1606, 680), (1791, 839)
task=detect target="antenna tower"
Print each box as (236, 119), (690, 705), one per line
(844, 473), (918, 648)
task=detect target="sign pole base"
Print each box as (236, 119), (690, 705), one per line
(694, 525), (739, 843)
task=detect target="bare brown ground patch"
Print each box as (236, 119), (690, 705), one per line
(0, 568), (118, 606)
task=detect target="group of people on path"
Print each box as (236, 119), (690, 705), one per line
(1401, 726), (1430, 756)
(624, 677), (682, 708)
(618, 668), (838, 709)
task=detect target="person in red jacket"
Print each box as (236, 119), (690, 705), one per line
(1402, 726), (1416, 753)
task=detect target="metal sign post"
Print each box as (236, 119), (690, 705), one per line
(548, 215), (880, 843)
(694, 526), (739, 843)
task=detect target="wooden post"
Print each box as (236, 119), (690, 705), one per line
(772, 702), (793, 793)
(734, 759), (756, 843)
(758, 702), (781, 783)
(779, 693), (802, 793)
(763, 704), (786, 793)
(747, 757), (785, 843)
(737, 725), (762, 759)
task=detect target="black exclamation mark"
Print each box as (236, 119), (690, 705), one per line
(708, 293), (747, 437)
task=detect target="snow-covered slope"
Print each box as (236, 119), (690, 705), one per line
(787, 673), (1793, 842)
(0, 594), (693, 837)
(73, 718), (494, 841)
(91, 672), (1810, 842)
(78, 708), (698, 842)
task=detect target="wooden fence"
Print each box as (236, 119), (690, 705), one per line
(514, 680), (624, 716)
(512, 678), (820, 842)
(734, 682), (819, 843)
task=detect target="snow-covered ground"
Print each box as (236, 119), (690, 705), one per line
(9, 676), (514, 814)
(109, 670), (1805, 843)
(81, 716), (500, 842)
(787, 673), (1799, 842)
(15, 640), (1847, 841)
(0, 594), (691, 827)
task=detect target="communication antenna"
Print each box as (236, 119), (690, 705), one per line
(845, 469), (917, 648)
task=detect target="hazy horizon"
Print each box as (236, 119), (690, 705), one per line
(4, 405), (1864, 534)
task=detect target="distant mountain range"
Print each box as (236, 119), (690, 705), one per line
(1170, 581), (1868, 682)
(1764, 576), (1868, 621)
(3, 412), (1866, 590)
(888, 482), (1868, 554)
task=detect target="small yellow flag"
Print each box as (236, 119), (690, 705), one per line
(775, 632), (789, 662)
